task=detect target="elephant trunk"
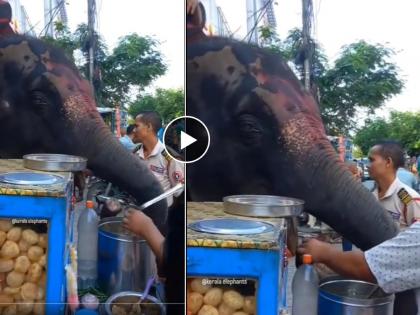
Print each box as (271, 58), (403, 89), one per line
(293, 139), (398, 250)
(67, 114), (168, 232)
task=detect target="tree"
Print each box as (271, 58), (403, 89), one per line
(353, 117), (389, 155)
(354, 111), (420, 156)
(259, 27), (404, 135)
(100, 34), (167, 107)
(320, 41), (403, 134)
(128, 88), (184, 124)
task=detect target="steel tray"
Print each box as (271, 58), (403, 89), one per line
(0, 172), (64, 185)
(23, 154), (87, 172)
(223, 195), (304, 218)
(188, 218), (274, 235)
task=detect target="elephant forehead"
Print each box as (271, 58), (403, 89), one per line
(188, 46), (247, 95)
(0, 41), (38, 75)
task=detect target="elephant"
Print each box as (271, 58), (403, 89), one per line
(0, 35), (167, 232)
(186, 32), (398, 252)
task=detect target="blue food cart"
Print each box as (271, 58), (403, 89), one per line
(187, 202), (289, 314)
(0, 159), (74, 315)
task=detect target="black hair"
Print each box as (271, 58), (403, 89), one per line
(126, 124), (136, 135)
(137, 111), (162, 133)
(373, 140), (405, 170)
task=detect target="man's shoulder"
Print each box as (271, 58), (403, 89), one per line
(396, 180), (420, 205)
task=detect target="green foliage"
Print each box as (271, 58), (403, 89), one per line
(354, 111), (420, 156)
(128, 88), (184, 124)
(352, 145), (364, 159)
(259, 28), (404, 135)
(100, 34), (167, 107)
(320, 41), (403, 134)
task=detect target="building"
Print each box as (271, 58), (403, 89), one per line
(246, 0), (277, 44)
(6, 0), (35, 35)
(200, 0), (232, 37)
(43, 0), (68, 37)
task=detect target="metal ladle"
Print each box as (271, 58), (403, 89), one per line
(97, 183), (184, 211)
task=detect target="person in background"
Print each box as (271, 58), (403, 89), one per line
(133, 111), (184, 207)
(398, 161), (418, 190)
(119, 124), (136, 151)
(157, 127), (164, 142)
(367, 140), (420, 229)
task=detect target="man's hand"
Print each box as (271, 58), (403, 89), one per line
(298, 238), (376, 282)
(123, 208), (165, 263)
(187, 0), (199, 14)
(122, 208), (153, 238)
(297, 238), (334, 263)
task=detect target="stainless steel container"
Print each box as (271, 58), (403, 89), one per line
(98, 217), (157, 295)
(318, 279), (394, 315)
(104, 291), (165, 315)
(223, 195), (304, 218)
(23, 153), (87, 171)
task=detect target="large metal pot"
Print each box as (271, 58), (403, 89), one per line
(104, 291), (165, 315)
(318, 279), (394, 315)
(98, 217), (156, 295)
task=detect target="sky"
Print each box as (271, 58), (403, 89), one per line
(217, 0), (420, 115)
(21, 0), (184, 91)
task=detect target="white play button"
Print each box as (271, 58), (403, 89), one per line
(180, 131), (197, 150)
(163, 116), (210, 163)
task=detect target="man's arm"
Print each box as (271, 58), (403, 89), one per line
(168, 160), (185, 196)
(298, 239), (376, 282)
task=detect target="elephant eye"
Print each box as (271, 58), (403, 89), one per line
(237, 114), (263, 146)
(30, 91), (50, 115)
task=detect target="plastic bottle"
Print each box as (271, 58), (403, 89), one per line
(292, 254), (319, 315)
(77, 200), (99, 289)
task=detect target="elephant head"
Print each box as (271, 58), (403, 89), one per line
(0, 35), (167, 231)
(187, 36), (398, 250)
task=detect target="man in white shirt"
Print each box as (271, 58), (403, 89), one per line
(133, 111), (184, 207)
(368, 140), (420, 228)
(298, 222), (420, 315)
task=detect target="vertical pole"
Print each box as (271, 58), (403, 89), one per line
(302, 0), (311, 91)
(44, 0), (53, 36)
(87, 0), (96, 87)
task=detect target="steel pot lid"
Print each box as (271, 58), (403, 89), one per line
(223, 195), (304, 218)
(0, 172), (64, 185)
(23, 153), (87, 172)
(188, 218), (274, 235)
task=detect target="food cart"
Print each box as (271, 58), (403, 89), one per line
(0, 159), (74, 315)
(187, 201), (294, 314)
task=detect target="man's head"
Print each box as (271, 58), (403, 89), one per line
(126, 124), (136, 137)
(134, 111), (162, 142)
(368, 140), (404, 180)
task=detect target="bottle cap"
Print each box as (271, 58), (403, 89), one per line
(303, 254), (313, 264)
(86, 200), (94, 208)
